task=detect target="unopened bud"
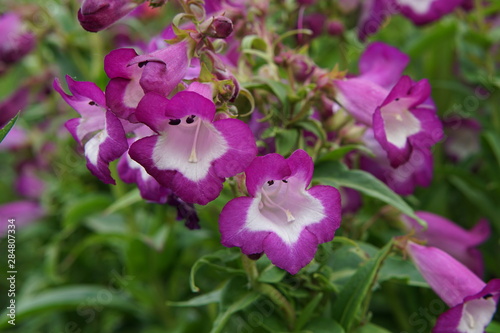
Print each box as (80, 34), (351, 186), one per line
(327, 20), (344, 36)
(205, 16), (233, 39)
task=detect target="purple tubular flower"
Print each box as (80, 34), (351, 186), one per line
(334, 42), (409, 125)
(129, 90), (257, 205)
(15, 164), (45, 199)
(402, 212), (490, 277)
(407, 242), (500, 333)
(219, 150), (341, 274)
(104, 42), (189, 121)
(394, 0), (464, 25)
(0, 87), (29, 128)
(360, 129), (434, 195)
(372, 76), (443, 167)
(443, 117), (482, 162)
(0, 201), (44, 237)
(77, 0), (141, 32)
(53, 76), (128, 184)
(0, 13), (36, 74)
(357, 0), (394, 41)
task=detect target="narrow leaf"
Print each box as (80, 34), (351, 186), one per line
(0, 112), (19, 143)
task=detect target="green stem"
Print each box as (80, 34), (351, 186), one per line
(257, 283), (296, 330)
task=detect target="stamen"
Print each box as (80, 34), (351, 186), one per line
(261, 189), (295, 222)
(88, 101), (97, 106)
(186, 115), (196, 124)
(169, 119), (181, 125)
(267, 180), (274, 186)
(282, 179), (288, 183)
(188, 117), (202, 163)
(464, 311), (475, 329)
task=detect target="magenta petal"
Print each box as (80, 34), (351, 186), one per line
(287, 149), (314, 185)
(305, 185), (341, 243)
(359, 42), (410, 89)
(245, 154), (291, 197)
(169, 171), (225, 205)
(212, 119), (257, 178)
(357, 0), (393, 41)
(78, 0), (139, 32)
(263, 229), (319, 275)
(84, 111), (128, 184)
(135, 92), (171, 132)
(165, 91), (216, 121)
(219, 197), (270, 254)
(105, 77), (143, 122)
(334, 78), (388, 125)
(104, 48), (138, 78)
(407, 242), (485, 307)
(403, 212), (490, 277)
(129, 42), (189, 96)
(0, 201), (44, 237)
(396, 0), (463, 25)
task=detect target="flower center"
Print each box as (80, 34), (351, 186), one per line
(188, 116), (201, 163)
(260, 180), (295, 222)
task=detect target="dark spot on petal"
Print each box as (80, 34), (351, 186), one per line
(484, 293), (493, 299)
(89, 101), (97, 106)
(186, 115), (196, 124)
(282, 179), (288, 183)
(267, 180), (274, 186)
(169, 119), (181, 125)
(247, 252), (264, 260)
(395, 98), (400, 101)
(138, 61), (148, 68)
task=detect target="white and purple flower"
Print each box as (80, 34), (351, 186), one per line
(373, 76), (443, 167)
(394, 0), (464, 26)
(407, 242), (500, 333)
(128, 89), (257, 205)
(219, 149), (341, 274)
(104, 41), (190, 122)
(54, 75), (128, 184)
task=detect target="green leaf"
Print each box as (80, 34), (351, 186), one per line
(483, 131), (500, 168)
(63, 194), (114, 229)
(104, 188), (142, 215)
(0, 285), (138, 328)
(167, 288), (223, 307)
(332, 241), (394, 332)
(275, 128), (299, 156)
(211, 276), (261, 333)
(303, 318), (345, 333)
(190, 249), (243, 292)
(258, 265), (287, 284)
(318, 145), (374, 162)
(0, 112), (19, 143)
(295, 292), (324, 331)
(295, 119), (327, 142)
(354, 323), (392, 333)
(313, 161), (423, 224)
(241, 35), (268, 52)
(378, 256), (428, 288)
(486, 321), (500, 333)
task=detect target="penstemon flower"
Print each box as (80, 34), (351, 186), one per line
(128, 87), (257, 205)
(77, 0), (144, 32)
(54, 75), (128, 184)
(401, 212), (490, 277)
(219, 149), (341, 274)
(407, 242), (500, 333)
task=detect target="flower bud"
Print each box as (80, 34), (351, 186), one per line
(78, 0), (141, 32)
(0, 13), (36, 73)
(204, 16), (234, 39)
(327, 19), (344, 36)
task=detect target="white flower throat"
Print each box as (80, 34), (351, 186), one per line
(260, 180), (295, 223)
(168, 115), (201, 163)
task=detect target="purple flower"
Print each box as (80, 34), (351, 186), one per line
(104, 41), (190, 122)
(360, 129), (434, 195)
(407, 242), (500, 333)
(118, 125), (171, 204)
(402, 212), (490, 277)
(15, 163), (45, 199)
(394, 0), (464, 25)
(77, 0), (142, 32)
(219, 150), (341, 274)
(0, 201), (44, 237)
(357, 0), (396, 41)
(53, 75), (128, 184)
(128, 89), (257, 205)
(443, 117), (482, 162)
(334, 42), (409, 125)
(0, 13), (36, 74)
(372, 76), (443, 167)
(0, 87), (29, 128)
